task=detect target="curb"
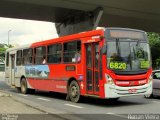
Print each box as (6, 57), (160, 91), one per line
(0, 89), (84, 120)
(0, 90), (12, 97)
(11, 96), (84, 120)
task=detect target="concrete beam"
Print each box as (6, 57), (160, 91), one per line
(0, 0), (159, 34)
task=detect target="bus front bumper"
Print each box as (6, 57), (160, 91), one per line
(104, 82), (152, 98)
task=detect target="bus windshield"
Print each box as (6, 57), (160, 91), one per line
(107, 39), (151, 72)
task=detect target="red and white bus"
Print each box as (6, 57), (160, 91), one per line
(5, 28), (152, 102)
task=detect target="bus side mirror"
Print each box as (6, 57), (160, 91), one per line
(102, 45), (107, 54)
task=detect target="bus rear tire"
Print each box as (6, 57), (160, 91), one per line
(68, 80), (80, 103)
(20, 78), (28, 94)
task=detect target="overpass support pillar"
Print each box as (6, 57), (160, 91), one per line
(55, 7), (103, 36)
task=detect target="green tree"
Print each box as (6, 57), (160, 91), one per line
(0, 44), (13, 63)
(147, 32), (160, 69)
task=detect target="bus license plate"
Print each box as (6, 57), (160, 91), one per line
(128, 88), (137, 93)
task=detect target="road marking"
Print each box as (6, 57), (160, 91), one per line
(37, 97), (50, 101)
(64, 104), (84, 108)
(106, 113), (128, 119)
(152, 101), (160, 104)
(18, 94), (28, 97)
(106, 112), (115, 114)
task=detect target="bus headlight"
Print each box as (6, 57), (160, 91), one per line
(148, 74), (153, 83)
(105, 74), (114, 85)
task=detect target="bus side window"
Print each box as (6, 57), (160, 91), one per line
(47, 44), (62, 64)
(6, 52), (9, 67)
(23, 48), (33, 65)
(16, 50), (22, 66)
(35, 46), (46, 64)
(63, 40), (81, 63)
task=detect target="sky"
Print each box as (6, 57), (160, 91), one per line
(0, 17), (58, 46)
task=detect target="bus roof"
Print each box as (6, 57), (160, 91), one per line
(6, 29), (103, 52)
(5, 27), (146, 52)
(31, 29), (103, 47)
(6, 44), (31, 52)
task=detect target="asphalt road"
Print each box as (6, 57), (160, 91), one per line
(0, 77), (160, 120)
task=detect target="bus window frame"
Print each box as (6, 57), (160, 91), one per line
(23, 48), (33, 65)
(47, 43), (62, 64)
(34, 46), (46, 65)
(63, 40), (81, 64)
(16, 50), (23, 66)
(6, 52), (9, 67)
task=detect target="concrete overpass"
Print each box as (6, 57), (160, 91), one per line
(0, 0), (159, 36)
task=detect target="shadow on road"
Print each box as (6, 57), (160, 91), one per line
(1, 79), (157, 107)
(14, 90), (154, 107)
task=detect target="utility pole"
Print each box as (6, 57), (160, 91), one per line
(8, 30), (11, 45)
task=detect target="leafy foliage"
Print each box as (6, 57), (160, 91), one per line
(0, 44), (13, 63)
(147, 32), (160, 69)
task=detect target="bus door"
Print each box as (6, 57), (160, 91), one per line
(85, 42), (100, 95)
(10, 54), (15, 86)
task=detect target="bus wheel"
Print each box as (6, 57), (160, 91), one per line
(20, 78), (28, 94)
(69, 81), (80, 103)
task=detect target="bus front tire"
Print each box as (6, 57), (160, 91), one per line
(20, 78), (28, 94)
(68, 81), (80, 103)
